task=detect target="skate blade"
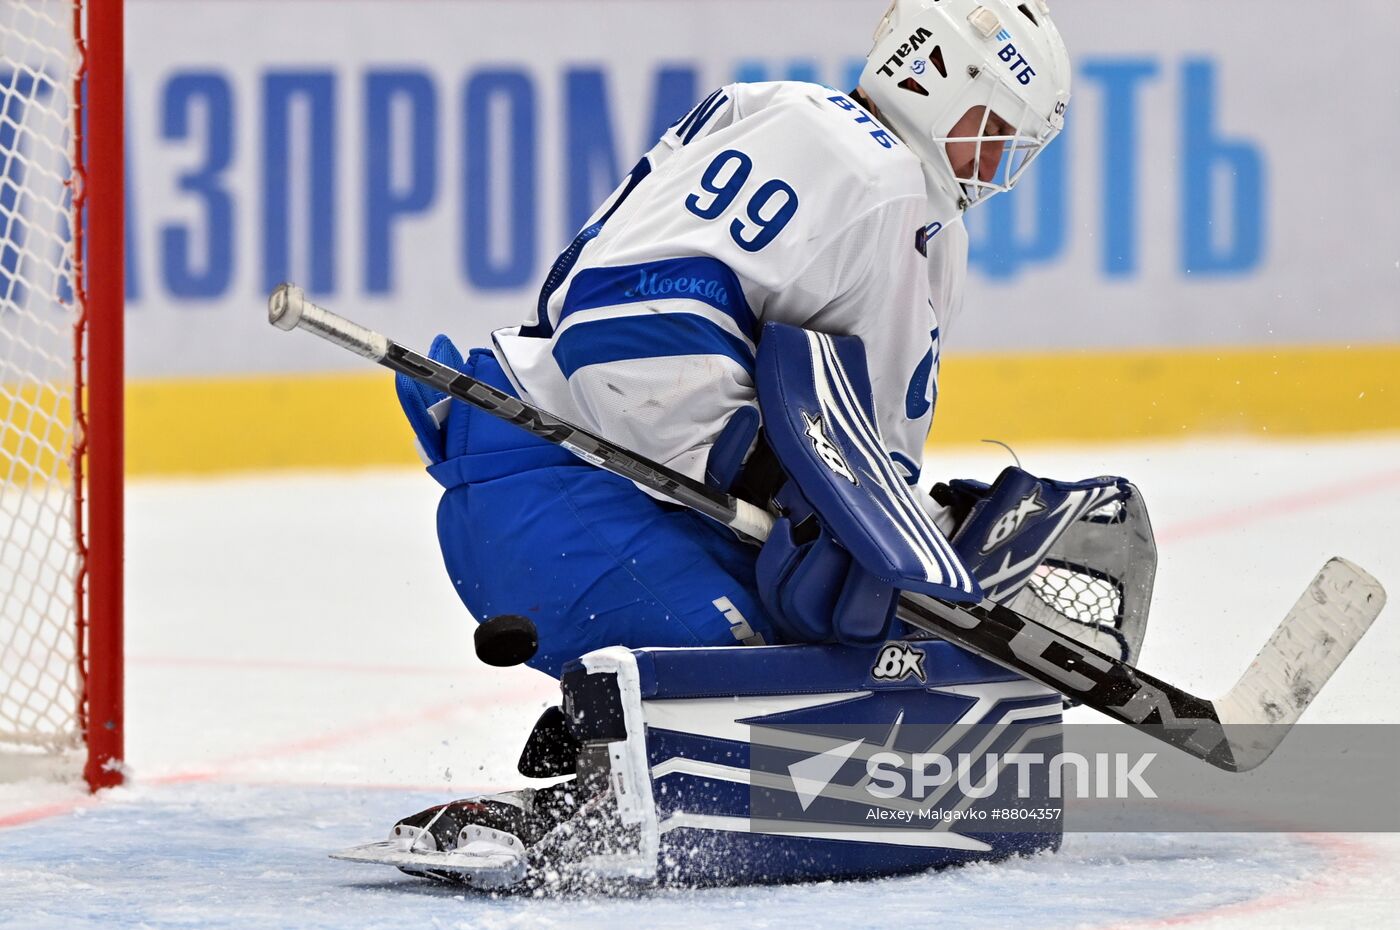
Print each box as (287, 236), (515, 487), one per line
(331, 840), (527, 889)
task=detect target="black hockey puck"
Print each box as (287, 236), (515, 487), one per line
(474, 614), (539, 667)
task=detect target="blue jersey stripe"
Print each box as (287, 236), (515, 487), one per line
(520, 157), (653, 339)
(675, 88), (722, 137)
(552, 313), (756, 379)
(889, 451), (922, 484)
(681, 93), (728, 145)
(559, 257), (757, 341)
(904, 326), (940, 421)
(674, 89), (718, 134)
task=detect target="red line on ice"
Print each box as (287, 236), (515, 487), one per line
(127, 654), (485, 677)
(1157, 465), (1400, 544)
(202, 778), (514, 793)
(1088, 833), (1378, 930)
(0, 797), (102, 829)
(0, 679), (556, 825)
(156, 678), (558, 784)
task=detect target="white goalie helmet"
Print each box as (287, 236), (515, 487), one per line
(859, 0), (1072, 225)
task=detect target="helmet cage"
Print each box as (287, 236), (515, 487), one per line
(931, 78), (1060, 210)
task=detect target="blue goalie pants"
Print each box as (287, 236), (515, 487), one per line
(427, 349), (777, 677)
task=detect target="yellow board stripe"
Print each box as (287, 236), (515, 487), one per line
(1, 383), (75, 483)
(931, 344), (1399, 446)
(106, 343), (1400, 476)
(127, 370), (412, 475)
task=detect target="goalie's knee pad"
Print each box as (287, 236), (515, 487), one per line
(555, 640), (1064, 886)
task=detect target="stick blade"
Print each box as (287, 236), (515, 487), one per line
(1218, 557), (1386, 770)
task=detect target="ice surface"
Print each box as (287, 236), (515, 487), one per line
(2, 436), (1398, 928)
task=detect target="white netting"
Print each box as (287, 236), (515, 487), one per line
(0, 1), (84, 757)
(1024, 562), (1122, 629)
(1020, 499), (1126, 632)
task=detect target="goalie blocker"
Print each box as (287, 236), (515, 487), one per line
(336, 639), (1064, 888)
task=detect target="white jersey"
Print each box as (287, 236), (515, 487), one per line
(493, 81), (967, 488)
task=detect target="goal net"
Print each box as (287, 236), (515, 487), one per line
(0, 0), (123, 791)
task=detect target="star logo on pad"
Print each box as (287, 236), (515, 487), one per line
(871, 642), (927, 683)
(802, 411), (857, 485)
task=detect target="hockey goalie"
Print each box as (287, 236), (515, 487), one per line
(318, 0), (1376, 891)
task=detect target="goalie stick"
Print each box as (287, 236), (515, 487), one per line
(268, 283), (1386, 773)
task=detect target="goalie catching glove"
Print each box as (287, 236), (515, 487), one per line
(944, 467), (1130, 601)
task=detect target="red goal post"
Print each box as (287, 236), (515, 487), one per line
(0, 0), (123, 792)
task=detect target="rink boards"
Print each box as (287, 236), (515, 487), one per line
(9, 0), (1399, 472)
